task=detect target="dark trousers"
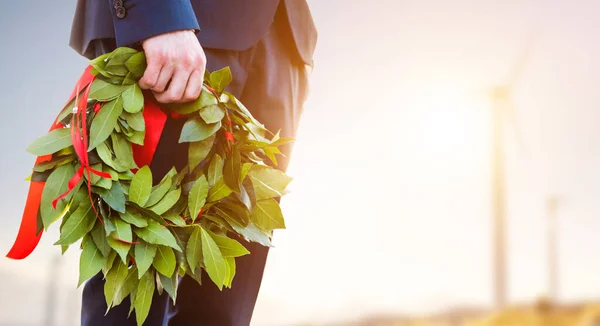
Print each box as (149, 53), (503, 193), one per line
(81, 3), (310, 326)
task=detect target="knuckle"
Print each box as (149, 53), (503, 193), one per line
(194, 53), (205, 66)
(155, 51), (168, 63)
(165, 93), (179, 103)
(180, 55), (194, 68)
(155, 94), (167, 103)
(153, 83), (166, 92)
(193, 88), (202, 99)
(184, 92), (196, 102)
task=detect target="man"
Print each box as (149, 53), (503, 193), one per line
(70, 1), (317, 325)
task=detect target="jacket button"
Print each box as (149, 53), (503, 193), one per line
(116, 7), (127, 19)
(113, 0), (123, 9)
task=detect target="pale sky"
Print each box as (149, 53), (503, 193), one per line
(2, 1), (600, 326)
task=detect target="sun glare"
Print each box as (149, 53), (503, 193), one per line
(409, 86), (488, 157)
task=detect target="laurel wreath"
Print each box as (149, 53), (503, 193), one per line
(25, 47), (292, 325)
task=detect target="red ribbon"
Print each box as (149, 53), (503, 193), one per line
(53, 74), (112, 214)
(6, 65), (167, 260)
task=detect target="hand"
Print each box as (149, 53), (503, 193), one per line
(139, 30), (206, 103)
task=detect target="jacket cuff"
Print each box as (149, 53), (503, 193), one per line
(109, 0), (200, 47)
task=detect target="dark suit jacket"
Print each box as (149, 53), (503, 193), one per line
(70, 0), (317, 65)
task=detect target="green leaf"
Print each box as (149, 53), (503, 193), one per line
(113, 218), (132, 242)
(40, 163), (75, 229)
(158, 273), (179, 303)
(112, 266), (138, 306)
(209, 67), (232, 93)
(225, 92), (261, 126)
(89, 79), (128, 101)
(131, 204), (168, 225)
(225, 217), (272, 247)
(123, 72), (137, 85)
(179, 117), (221, 143)
(105, 48), (137, 76)
(102, 250), (117, 275)
(146, 175), (172, 207)
(237, 180), (254, 211)
(121, 84), (144, 113)
(98, 181), (126, 213)
(90, 53), (110, 77)
(263, 146), (281, 166)
(129, 166), (152, 206)
(201, 227), (226, 290)
(107, 219), (132, 263)
(203, 214), (234, 232)
(91, 225), (111, 257)
(171, 228), (192, 265)
(186, 227), (202, 273)
(189, 176), (208, 222)
(96, 141), (128, 172)
(106, 166), (119, 181)
(119, 209), (147, 228)
(55, 201), (95, 245)
(134, 220), (181, 251)
(134, 269), (155, 326)
(111, 133), (136, 169)
(118, 170), (135, 180)
(105, 62), (129, 76)
(251, 198), (286, 230)
(247, 166), (292, 200)
(104, 216), (116, 235)
(134, 241), (156, 278)
(127, 130), (146, 145)
(199, 104), (225, 124)
(89, 97), (124, 150)
(224, 257), (236, 288)
(209, 232), (250, 257)
(26, 128), (72, 156)
(164, 213), (186, 226)
(207, 178), (232, 202)
(208, 154), (224, 187)
(124, 51), (147, 78)
(188, 134), (215, 170)
(78, 238), (106, 287)
(153, 245), (176, 277)
(103, 258), (129, 308)
(240, 163), (253, 182)
(214, 204), (249, 226)
(149, 187), (181, 215)
(124, 111), (145, 132)
(166, 88), (217, 114)
(107, 235), (131, 265)
(223, 147), (241, 193)
(87, 163), (111, 189)
(128, 289), (137, 318)
(118, 118), (132, 134)
(109, 47), (138, 57)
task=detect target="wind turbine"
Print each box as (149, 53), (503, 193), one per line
(546, 196), (560, 303)
(489, 34), (537, 309)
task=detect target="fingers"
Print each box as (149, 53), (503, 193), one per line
(154, 70), (188, 103)
(139, 54), (161, 90)
(139, 30), (207, 103)
(153, 64), (175, 93)
(153, 65), (204, 103)
(182, 69), (204, 102)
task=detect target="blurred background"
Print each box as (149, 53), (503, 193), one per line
(2, 0), (600, 325)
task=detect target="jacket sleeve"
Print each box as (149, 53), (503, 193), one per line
(108, 0), (200, 47)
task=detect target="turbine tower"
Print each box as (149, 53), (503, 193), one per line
(489, 35), (536, 309)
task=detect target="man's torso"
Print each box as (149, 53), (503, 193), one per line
(70, 0), (317, 65)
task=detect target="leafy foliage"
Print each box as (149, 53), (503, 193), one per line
(25, 47), (293, 326)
